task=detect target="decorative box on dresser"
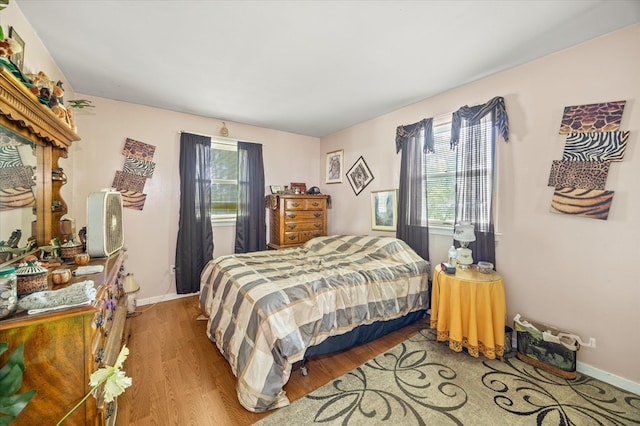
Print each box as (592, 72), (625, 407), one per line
(267, 194), (329, 249)
(0, 250), (129, 425)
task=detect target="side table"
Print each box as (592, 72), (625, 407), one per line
(430, 263), (506, 359)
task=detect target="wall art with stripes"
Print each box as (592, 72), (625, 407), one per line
(0, 134), (36, 211)
(111, 138), (156, 210)
(549, 100), (628, 220)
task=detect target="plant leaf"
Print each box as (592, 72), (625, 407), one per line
(0, 390), (37, 418)
(7, 343), (25, 373)
(0, 365), (23, 397)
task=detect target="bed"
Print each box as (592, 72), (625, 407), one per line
(199, 235), (430, 412)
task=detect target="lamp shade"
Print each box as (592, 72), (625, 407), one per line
(123, 273), (140, 293)
(454, 221), (476, 243)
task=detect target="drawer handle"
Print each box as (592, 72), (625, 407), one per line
(291, 202), (300, 207)
(311, 202), (319, 207)
(287, 224), (297, 230)
(314, 223), (321, 228)
(314, 213), (321, 218)
(287, 213), (297, 219)
(287, 235), (297, 241)
(106, 402), (116, 418)
(94, 313), (104, 328)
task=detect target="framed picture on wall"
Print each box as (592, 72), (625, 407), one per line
(8, 27), (25, 72)
(325, 149), (344, 184)
(346, 156), (373, 195)
(371, 189), (397, 231)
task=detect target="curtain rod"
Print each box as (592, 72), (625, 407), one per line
(179, 130), (237, 144)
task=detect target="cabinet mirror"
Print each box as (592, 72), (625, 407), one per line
(0, 125), (38, 264)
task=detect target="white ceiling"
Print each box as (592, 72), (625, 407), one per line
(16, 1), (640, 137)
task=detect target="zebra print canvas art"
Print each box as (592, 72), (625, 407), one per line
(123, 156), (156, 178)
(562, 131), (630, 161)
(0, 146), (23, 167)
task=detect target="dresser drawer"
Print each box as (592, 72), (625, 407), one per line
(284, 221), (324, 231)
(284, 198), (327, 210)
(284, 232), (301, 244)
(284, 211), (324, 221)
(304, 199), (326, 210)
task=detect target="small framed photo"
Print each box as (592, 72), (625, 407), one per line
(269, 185), (282, 194)
(371, 189), (397, 231)
(325, 149), (344, 184)
(346, 156), (374, 195)
(8, 27), (25, 72)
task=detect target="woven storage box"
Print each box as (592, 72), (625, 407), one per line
(60, 244), (83, 260)
(16, 263), (48, 296)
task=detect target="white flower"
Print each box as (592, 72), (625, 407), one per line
(57, 345), (132, 425)
(89, 346), (132, 402)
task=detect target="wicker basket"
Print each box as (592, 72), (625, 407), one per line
(16, 263), (49, 296)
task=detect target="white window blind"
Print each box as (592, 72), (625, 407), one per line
(210, 139), (238, 222)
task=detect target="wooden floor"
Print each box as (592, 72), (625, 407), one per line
(116, 296), (427, 425)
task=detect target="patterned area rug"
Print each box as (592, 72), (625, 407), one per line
(255, 329), (640, 425)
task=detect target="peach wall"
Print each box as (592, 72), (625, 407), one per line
(321, 25), (640, 390)
(69, 96), (320, 304)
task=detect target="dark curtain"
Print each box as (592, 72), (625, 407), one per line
(175, 132), (214, 294)
(395, 118), (433, 261)
(235, 141), (266, 253)
(451, 96), (509, 267)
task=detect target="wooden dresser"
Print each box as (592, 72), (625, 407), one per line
(0, 250), (129, 425)
(267, 194), (329, 249)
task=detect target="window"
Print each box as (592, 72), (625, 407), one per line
(210, 138), (238, 223)
(425, 123), (456, 227)
(424, 117), (495, 230)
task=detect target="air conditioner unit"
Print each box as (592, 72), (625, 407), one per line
(87, 190), (124, 257)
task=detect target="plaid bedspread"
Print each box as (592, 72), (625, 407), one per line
(199, 235), (430, 412)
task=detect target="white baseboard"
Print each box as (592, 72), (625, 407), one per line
(577, 361), (640, 395)
(137, 291), (197, 306)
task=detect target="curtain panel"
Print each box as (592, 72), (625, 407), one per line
(175, 132), (214, 294)
(451, 96), (509, 266)
(395, 118), (433, 261)
(235, 141), (267, 253)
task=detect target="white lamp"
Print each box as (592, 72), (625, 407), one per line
(453, 221), (476, 269)
(123, 273), (140, 315)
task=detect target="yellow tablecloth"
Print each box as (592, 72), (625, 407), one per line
(430, 264), (506, 359)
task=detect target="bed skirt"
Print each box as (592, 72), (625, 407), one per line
(304, 309), (427, 358)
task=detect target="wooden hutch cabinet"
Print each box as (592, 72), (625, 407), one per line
(0, 68), (130, 425)
(0, 67), (79, 247)
(0, 252), (128, 425)
(267, 194), (329, 249)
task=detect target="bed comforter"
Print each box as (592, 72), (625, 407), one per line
(199, 235), (430, 412)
